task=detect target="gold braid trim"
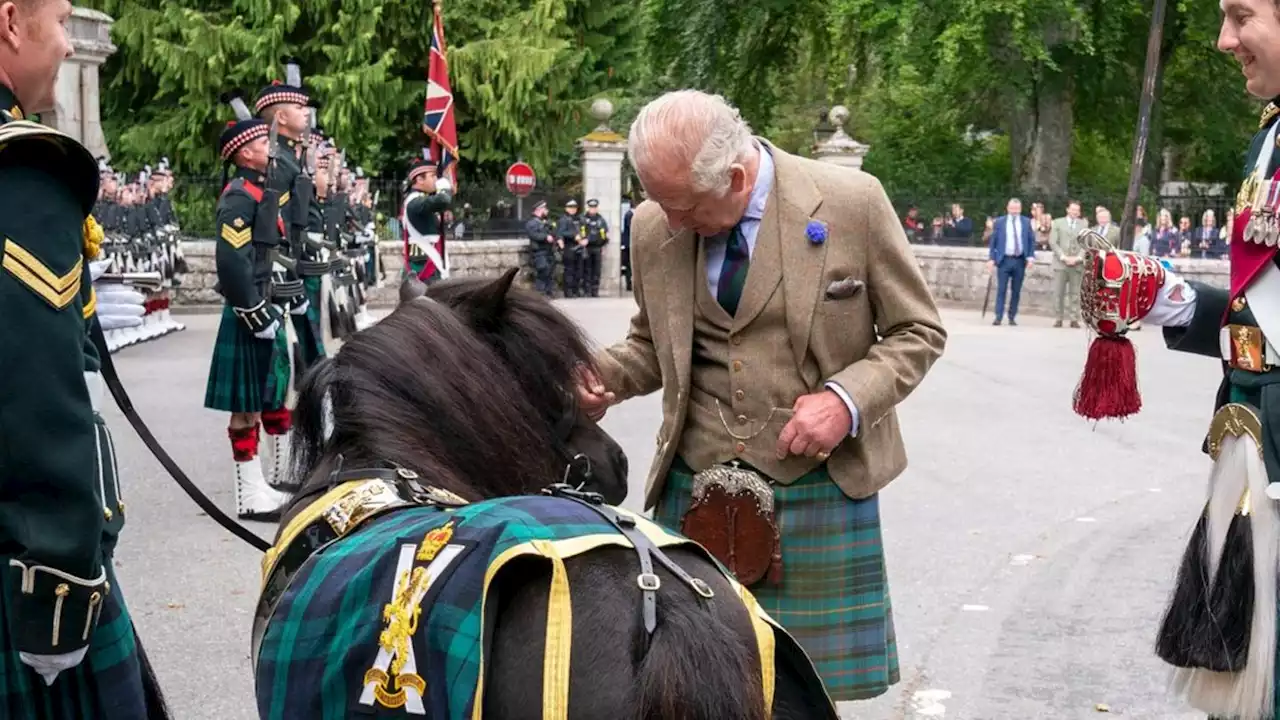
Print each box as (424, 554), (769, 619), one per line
(83, 215), (104, 260)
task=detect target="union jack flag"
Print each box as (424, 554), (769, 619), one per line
(423, 4), (458, 186)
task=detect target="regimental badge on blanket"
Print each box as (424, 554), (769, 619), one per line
(358, 531), (467, 715)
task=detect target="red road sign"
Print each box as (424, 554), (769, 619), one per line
(505, 161), (536, 197)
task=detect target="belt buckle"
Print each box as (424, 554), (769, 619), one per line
(1228, 324), (1270, 372)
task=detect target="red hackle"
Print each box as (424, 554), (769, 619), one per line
(1073, 334), (1141, 421)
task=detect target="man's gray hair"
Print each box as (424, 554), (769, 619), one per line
(628, 90), (755, 195)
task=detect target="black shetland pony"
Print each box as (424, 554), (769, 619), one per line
(265, 269), (834, 719)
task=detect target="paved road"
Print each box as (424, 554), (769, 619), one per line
(108, 301), (1216, 719)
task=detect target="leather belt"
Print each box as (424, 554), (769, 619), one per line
(271, 279), (306, 299)
(298, 259), (329, 276)
(1221, 324), (1280, 372)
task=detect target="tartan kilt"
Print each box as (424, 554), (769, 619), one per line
(204, 305), (277, 413)
(653, 459), (900, 702)
(293, 277), (325, 365)
(262, 322), (291, 411)
(0, 561), (150, 718)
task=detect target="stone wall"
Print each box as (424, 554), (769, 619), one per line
(173, 237), (534, 309)
(172, 238), (1232, 315)
(912, 245), (1229, 315)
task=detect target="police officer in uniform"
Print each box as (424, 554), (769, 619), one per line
(0, 0), (168, 712)
(401, 149), (453, 283)
(556, 199), (583, 297)
(581, 198), (609, 297)
(525, 200), (558, 297)
(202, 96), (293, 521)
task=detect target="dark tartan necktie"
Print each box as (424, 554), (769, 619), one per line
(716, 224), (749, 316)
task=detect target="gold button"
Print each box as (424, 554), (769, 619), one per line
(731, 335), (742, 346)
(734, 442), (746, 454)
(732, 360), (743, 372)
(734, 389), (745, 401)
(736, 414), (748, 425)
(103, 507), (113, 521)
(1233, 296), (1247, 312)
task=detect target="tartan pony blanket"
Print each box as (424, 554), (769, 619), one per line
(252, 477), (834, 719)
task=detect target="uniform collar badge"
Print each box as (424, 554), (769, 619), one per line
(1261, 101), (1279, 129)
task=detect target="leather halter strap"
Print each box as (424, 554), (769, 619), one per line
(540, 484), (715, 649)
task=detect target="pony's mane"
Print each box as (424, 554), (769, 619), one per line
(423, 273), (598, 422)
(288, 297), (560, 502)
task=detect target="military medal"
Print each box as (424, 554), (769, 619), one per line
(1263, 178), (1280, 246)
(1245, 178), (1271, 244)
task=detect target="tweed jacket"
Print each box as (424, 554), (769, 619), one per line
(594, 140), (947, 508)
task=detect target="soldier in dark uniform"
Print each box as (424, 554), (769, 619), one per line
(556, 198), (583, 297)
(0, 1), (168, 713)
(525, 199), (558, 297)
(254, 63), (325, 487)
(202, 98), (293, 522)
(255, 61), (326, 367)
(401, 149), (453, 283)
(1090, 3), (1280, 717)
(581, 197), (609, 297)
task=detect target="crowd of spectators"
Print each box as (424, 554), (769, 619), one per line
(903, 201), (1232, 260)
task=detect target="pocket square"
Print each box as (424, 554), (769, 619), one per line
(825, 277), (864, 300)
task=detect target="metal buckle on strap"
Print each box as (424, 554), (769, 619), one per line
(637, 573), (661, 591)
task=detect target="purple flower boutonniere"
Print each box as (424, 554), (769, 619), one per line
(806, 220), (828, 245)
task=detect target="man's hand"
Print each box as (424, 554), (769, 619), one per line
(776, 390), (852, 460)
(987, 260), (995, 272)
(574, 363), (616, 421)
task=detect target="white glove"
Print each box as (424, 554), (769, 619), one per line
(434, 177), (452, 194)
(290, 297), (310, 316)
(254, 319), (281, 340)
(20, 647), (88, 686)
(89, 259), (111, 282)
(94, 281), (146, 330)
(1144, 268), (1198, 328)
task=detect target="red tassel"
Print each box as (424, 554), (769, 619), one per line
(1073, 335), (1141, 420)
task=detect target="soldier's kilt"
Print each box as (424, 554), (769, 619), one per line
(204, 305), (278, 413)
(0, 562), (151, 718)
(262, 322), (291, 411)
(294, 277), (325, 364)
(653, 459), (900, 702)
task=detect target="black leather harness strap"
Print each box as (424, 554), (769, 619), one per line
(90, 319), (273, 553)
(541, 484), (715, 645)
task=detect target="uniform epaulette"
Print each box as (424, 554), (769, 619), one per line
(0, 121), (97, 215)
(1261, 101), (1279, 129)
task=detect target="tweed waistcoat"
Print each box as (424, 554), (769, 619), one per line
(677, 236), (825, 483)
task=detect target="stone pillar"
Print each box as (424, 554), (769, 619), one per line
(46, 8), (116, 159)
(577, 99), (627, 297)
(813, 105), (870, 171)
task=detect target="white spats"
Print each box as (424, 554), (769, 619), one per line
(234, 459), (290, 521)
(263, 434), (290, 489)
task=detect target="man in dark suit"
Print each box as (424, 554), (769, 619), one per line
(987, 197), (1036, 325)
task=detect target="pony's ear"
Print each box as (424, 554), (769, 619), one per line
(463, 267), (519, 329)
(398, 274), (427, 305)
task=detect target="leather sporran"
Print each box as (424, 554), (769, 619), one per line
(679, 463), (783, 586)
